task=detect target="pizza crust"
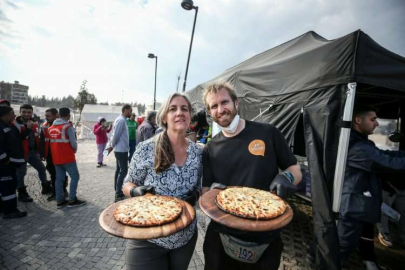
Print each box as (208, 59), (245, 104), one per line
(215, 187), (286, 220)
(114, 195), (183, 227)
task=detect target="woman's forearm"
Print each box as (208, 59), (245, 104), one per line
(122, 182), (137, 197)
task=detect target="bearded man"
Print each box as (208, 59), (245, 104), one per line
(201, 81), (302, 270)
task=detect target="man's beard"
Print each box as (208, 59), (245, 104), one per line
(213, 107), (237, 127)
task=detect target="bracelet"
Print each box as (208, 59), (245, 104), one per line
(283, 171), (295, 184)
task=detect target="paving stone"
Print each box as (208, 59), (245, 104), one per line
(2, 140), (400, 270)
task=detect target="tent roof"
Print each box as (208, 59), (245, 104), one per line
(186, 30), (405, 111)
(81, 104), (139, 122)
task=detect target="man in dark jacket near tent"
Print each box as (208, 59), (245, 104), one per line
(338, 105), (405, 269)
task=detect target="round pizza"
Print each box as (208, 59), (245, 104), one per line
(114, 195), (183, 227)
(215, 187), (287, 220)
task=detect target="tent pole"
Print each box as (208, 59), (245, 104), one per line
(332, 82), (357, 212)
(251, 104), (273, 121)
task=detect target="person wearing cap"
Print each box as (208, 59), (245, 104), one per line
(0, 106), (27, 218)
(93, 117), (112, 167)
(136, 110), (157, 145)
(0, 100), (11, 214)
(14, 104), (52, 202)
(0, 99), (11, 107)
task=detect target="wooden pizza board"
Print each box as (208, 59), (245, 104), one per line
(199, 189), (293, 232)
(99, 198), (196, 240)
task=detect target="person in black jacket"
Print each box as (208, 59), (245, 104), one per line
(0, 106), (27, 218)
(338, 105), (405, 269)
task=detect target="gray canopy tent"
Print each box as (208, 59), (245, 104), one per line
(186, 30), (405, 269)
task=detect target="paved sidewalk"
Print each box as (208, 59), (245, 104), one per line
(1, 140), (404, 270)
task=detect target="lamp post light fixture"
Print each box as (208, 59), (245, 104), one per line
(181, 0), (198, 92)
(148, 53), (158, 110)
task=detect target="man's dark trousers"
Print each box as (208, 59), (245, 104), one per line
(338, 216), (376, 263)
(46, 154), (68, 195)
(114, 152), (128, 197)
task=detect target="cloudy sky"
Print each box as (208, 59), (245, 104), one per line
(1, 0), (404, 106)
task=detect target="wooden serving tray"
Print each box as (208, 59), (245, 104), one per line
(199, 189), (293, 232)
(99, 198), (195, 240)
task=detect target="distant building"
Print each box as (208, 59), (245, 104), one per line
(0, 81), (29, 104)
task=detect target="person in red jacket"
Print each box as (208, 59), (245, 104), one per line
(93, 117), (112, 167)
(49, 107), (85, 208)
(14, 104), (52, 202)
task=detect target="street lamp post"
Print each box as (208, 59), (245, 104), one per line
(181, 0), (198, 92)
(148, 53), (158, 110)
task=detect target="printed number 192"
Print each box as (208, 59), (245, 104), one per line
(238, 248), (253, 261)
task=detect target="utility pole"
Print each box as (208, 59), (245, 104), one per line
(176, 71), (182, 92)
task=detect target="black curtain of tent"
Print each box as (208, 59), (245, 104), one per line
(258, 84), (346, 269)
(303, 85), (346, 270)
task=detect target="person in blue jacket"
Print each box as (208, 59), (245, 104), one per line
(338, 104), (405, 269)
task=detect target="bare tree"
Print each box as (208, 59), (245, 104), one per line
(73, 80), (97, 115)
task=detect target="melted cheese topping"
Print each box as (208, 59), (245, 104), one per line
(217, 187), (286, 219)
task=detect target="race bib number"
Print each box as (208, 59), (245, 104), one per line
(237, 247), (254, 261)
(219, 233), (269, 264)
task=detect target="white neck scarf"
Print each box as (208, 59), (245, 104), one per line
(218, 114), (240, 134)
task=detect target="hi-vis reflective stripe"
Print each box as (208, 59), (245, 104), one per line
(61, 124), (71, 140)
(10, 157), (25, 163)
(1, 194), (17, 201)
(0, 176), (13, 181)
(44, 138), (50, 141)
(0, 153), (7, 160)
(50, 139), (70, 143)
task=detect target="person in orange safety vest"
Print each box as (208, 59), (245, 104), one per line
(48, 107), (86, 208)
(39, 108), (69, 201)
(14, 104), (52, 202)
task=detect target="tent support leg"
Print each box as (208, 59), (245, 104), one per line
(332, 82), (357, 213)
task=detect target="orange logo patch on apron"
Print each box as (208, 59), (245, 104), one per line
(248, 140), (265, 156)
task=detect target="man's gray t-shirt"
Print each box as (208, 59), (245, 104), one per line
(108, 115), (129, 152)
